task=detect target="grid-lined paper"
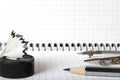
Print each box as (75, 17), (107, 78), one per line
(0, 0), (120, 43)
(0, 0), (120, 79)
(0, 51), (119, 80)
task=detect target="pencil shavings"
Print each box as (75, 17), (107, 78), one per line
(0, 31), (28, 60)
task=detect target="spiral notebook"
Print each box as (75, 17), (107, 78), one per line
(0, 42), (120, 80)
(0, 0), (120, 80)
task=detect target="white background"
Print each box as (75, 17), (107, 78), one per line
(0, 0), (120, 43)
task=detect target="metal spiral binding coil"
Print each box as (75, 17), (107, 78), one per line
(0, 42), (120, 51)
(28, 43), (120, 51)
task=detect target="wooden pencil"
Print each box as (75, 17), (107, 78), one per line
(64, 66), (120, 77)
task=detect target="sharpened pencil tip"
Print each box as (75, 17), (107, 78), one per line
(63, 68), (70, 71)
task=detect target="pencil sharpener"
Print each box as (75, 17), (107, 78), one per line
(0, 54), (34, 78)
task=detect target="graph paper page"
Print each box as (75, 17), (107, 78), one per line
(0, 0), (120, 80)
(0, 0), (120, 43)
(0, 51), (119, 80)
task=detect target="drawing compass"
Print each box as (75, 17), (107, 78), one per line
(79, 50), (120, 66)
